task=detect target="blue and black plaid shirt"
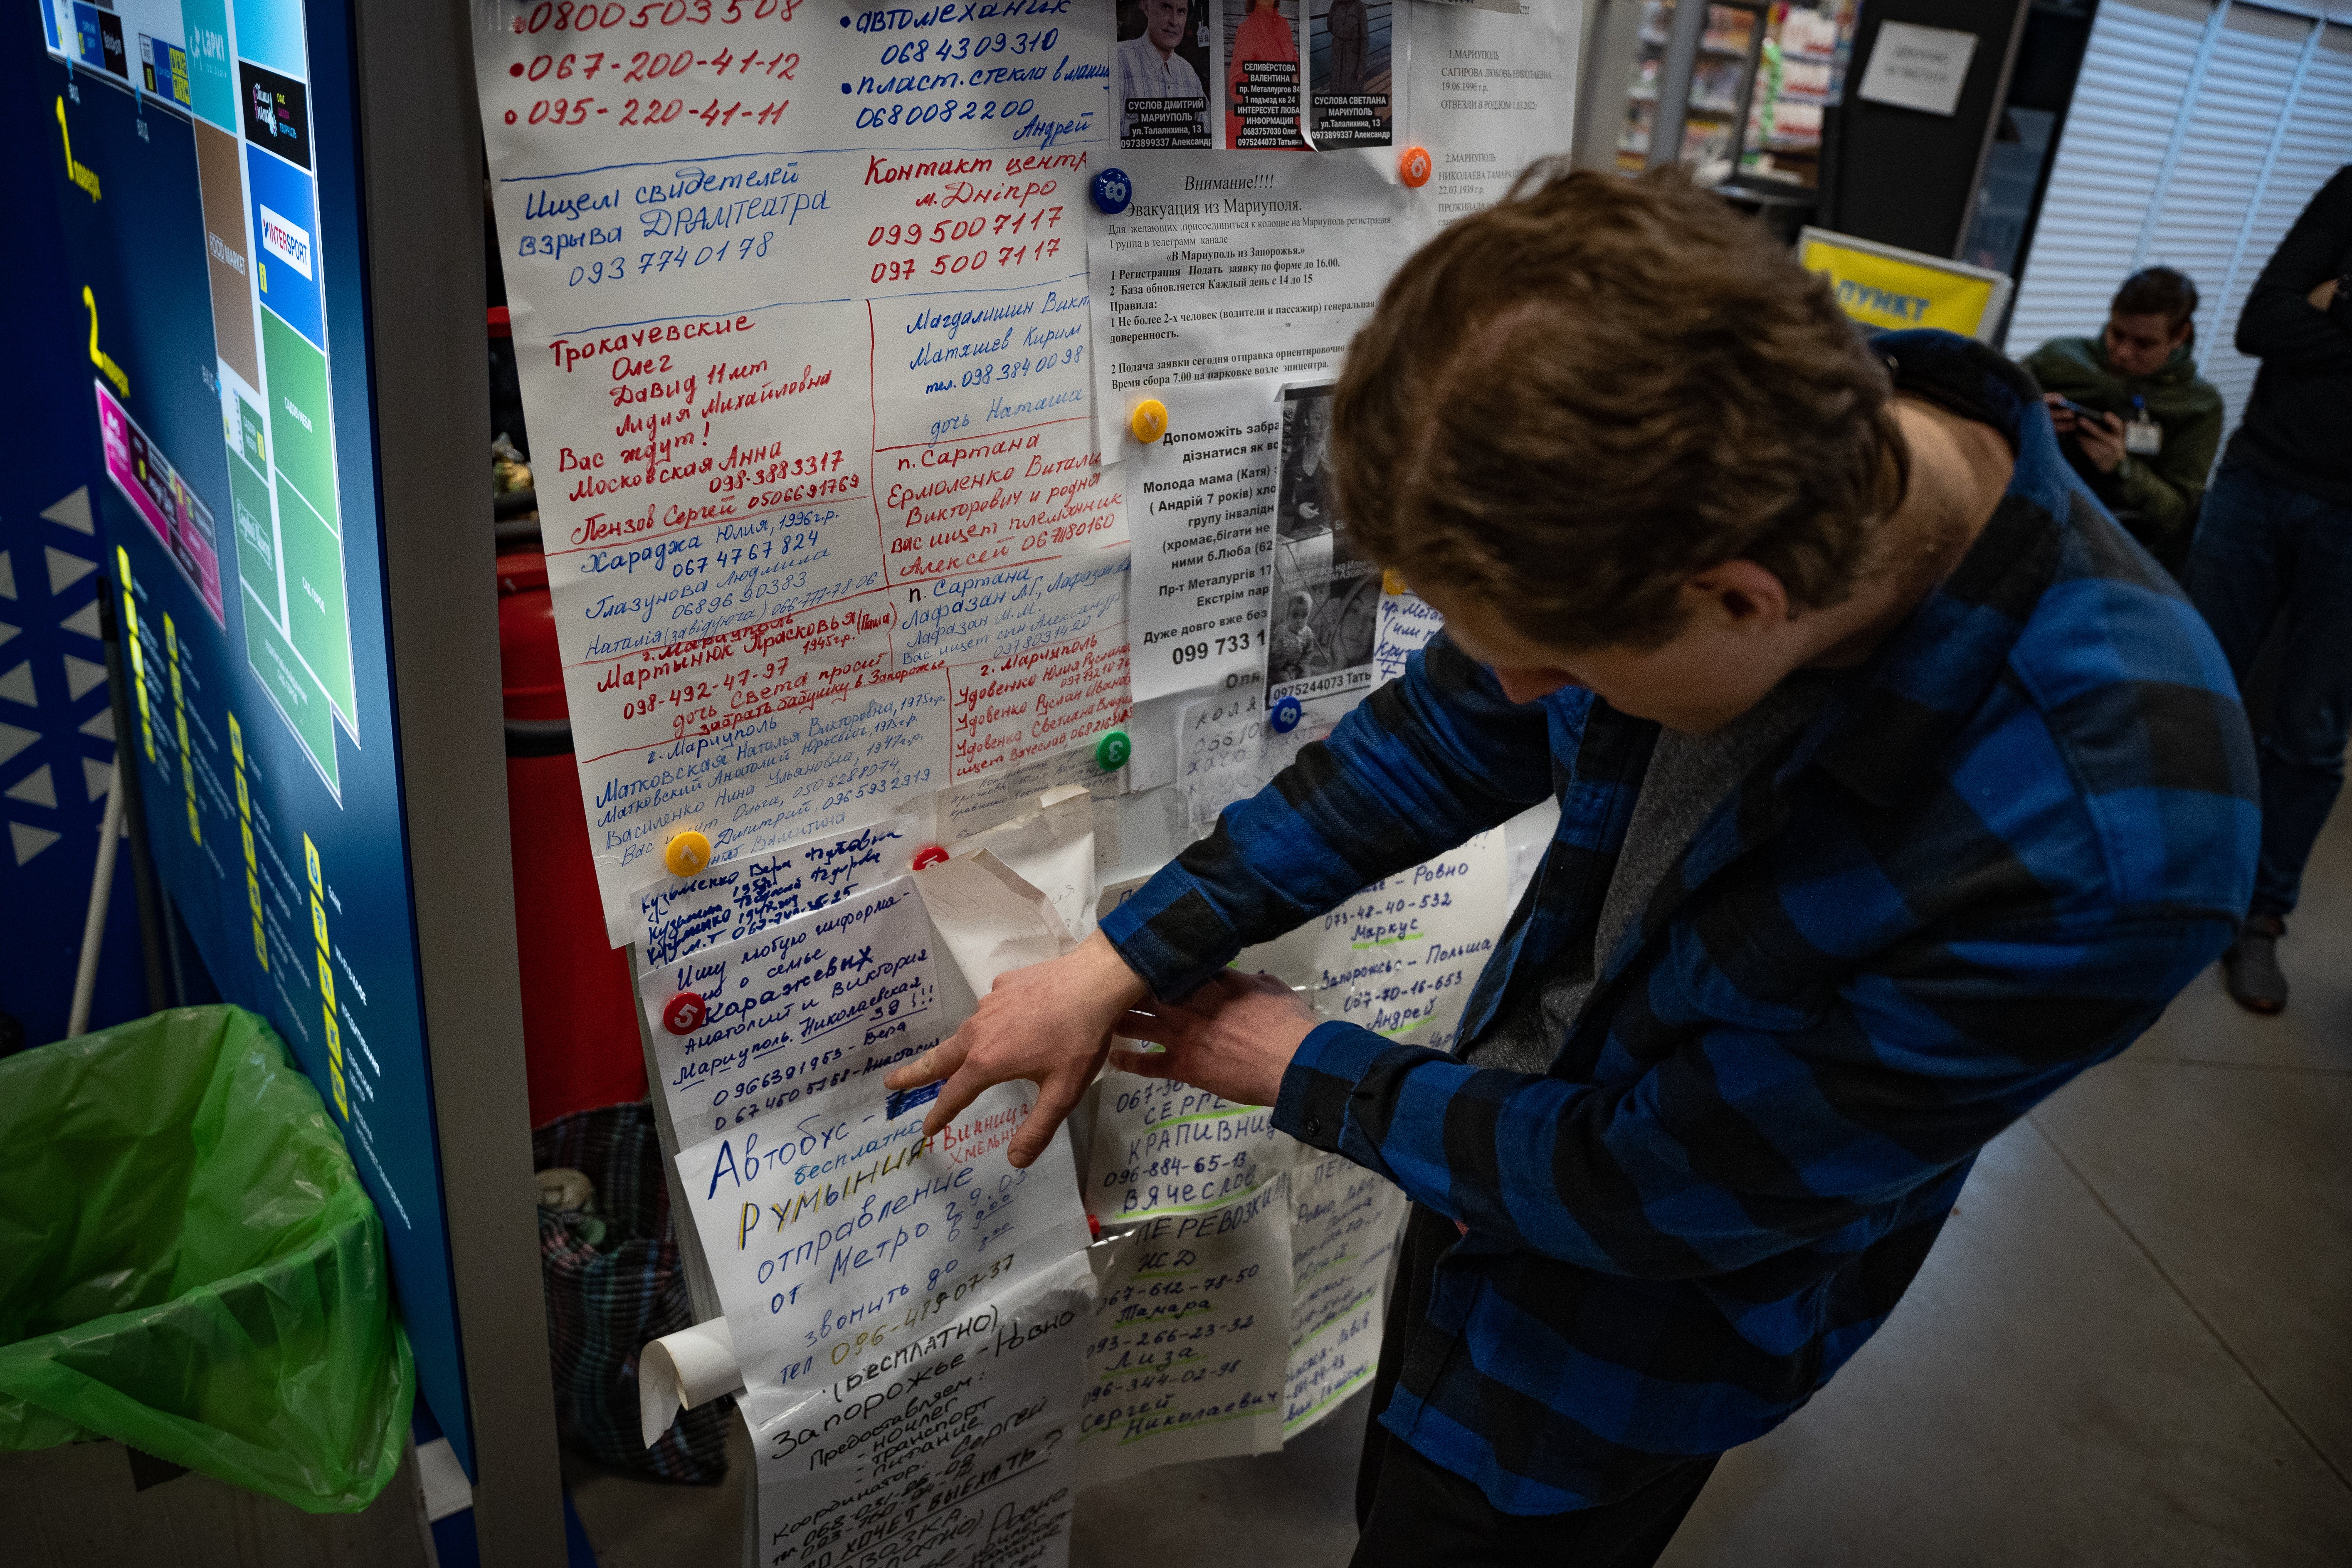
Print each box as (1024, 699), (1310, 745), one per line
(1101, 331), (2259, 1513)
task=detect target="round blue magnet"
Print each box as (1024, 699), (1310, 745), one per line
(1269, 694), (1303, 733)
(1091, 168), (1133, 215)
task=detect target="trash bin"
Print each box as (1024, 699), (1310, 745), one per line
(0, 1005), (413, 1514)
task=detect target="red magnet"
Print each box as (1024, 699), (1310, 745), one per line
(912, 844), (951, 870)
(662, 991), (708, 1035)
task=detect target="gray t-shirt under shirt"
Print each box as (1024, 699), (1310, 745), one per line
(1466, 675), (1837, 1074)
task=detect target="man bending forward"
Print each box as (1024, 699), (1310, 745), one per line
(888, 166), (2257, 1566)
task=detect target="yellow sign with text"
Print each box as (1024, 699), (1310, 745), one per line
(1801, 236), (1999, 338)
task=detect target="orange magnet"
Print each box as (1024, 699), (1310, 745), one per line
(1129, 398), (1169, 444)
(664, 830), (712, 877)
(1399, 146), (1433, 188)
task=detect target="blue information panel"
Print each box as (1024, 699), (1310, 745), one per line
(36, 0), (478, 1475)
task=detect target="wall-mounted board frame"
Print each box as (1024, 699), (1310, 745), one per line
(34, 2), (563, 1559)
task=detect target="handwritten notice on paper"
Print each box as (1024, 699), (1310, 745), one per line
(742, 1249), (1094, 1568)
(936, 743), (1123, 845)
(1078, 1173), (1291, 1484)
(678, 1078), (1092, 1394)
(632, 814), (922, 967)
(640, 875), (945, 1142)
(474, 2), (1134, 940)
(1242, 828), (1508, 1053)
(1086, 1074), (1298, 1225)
(1284, 1154), (1406, 1437)
(1175, 687), (1267, 827)
(1371, 586), (1442, 684)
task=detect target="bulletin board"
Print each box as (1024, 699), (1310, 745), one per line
(467, 3), (1587, 1562)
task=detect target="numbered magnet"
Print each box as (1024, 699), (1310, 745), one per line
(1091, 167), (1134, 215)
(1095, 729), (1133, 771)
(911, 844), (951, 871)
(1399, 146), (1433, 188)
(1269, 694), (1304, 733)
(1129, 398), (1169, 444)
(662, 991), (707, 1036)
(663, 830), (712, 877)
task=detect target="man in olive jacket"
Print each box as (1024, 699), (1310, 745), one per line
(2023, 266), (2222, 576)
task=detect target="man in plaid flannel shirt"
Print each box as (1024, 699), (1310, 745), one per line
(890, 168), (2257, 1563)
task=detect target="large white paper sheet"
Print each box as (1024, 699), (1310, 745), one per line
(678, 1077), (1092, 1394)
(631, 813), (922, 967)
(743, 1248), (1095, 1568)
(639, 874), (947, 1143)
(949, 785), (1096, 941)
(914, 847), (1073, 993)
(1409, 0), (1582, 221)
(474, 2), (1133, 941)
(1078, 1172), (1292, 1484)
(1284, 1153), (1406, 1437)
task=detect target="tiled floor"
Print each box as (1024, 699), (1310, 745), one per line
(569, 805), (2352, 1566)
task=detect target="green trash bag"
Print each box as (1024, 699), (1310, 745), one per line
(0, 1004), (414, 1513)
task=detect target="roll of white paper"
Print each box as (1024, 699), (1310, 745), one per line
(637, 1316), (743, 1449)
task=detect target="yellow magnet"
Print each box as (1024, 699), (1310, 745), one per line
(664, 830), (712, 877)
(1129, 398), (1169, 444)
(1382, 568), (1410, 595)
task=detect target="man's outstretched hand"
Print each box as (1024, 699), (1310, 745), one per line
(884, 929), (1149, 1168)
(1111, 970), (1320, 1110)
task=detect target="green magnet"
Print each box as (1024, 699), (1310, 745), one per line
(1095, 729), (1132, 771)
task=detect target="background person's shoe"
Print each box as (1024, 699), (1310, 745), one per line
(2223, 915), (2289, 1015)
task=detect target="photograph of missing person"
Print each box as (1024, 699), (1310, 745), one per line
(1119, 0), (1212, 150)
(1224, 0), (1306, 151)
(1269, 385), (1382, 701)
(1309, 0), (1390, 147)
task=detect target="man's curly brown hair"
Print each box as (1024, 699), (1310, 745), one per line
(1331, 162), (1908, 651)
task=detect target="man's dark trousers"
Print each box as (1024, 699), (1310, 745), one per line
(1350, 1207), (1722, 1567)
(2188, 461), (2352, 918)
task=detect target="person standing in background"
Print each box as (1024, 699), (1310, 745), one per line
(1326, 0), (1368, 95)
(2022, 267), (2221, 577)
(2186, 166), (2352, 1016)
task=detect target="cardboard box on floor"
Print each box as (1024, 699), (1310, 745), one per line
(0, 1439), (434, 1568)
